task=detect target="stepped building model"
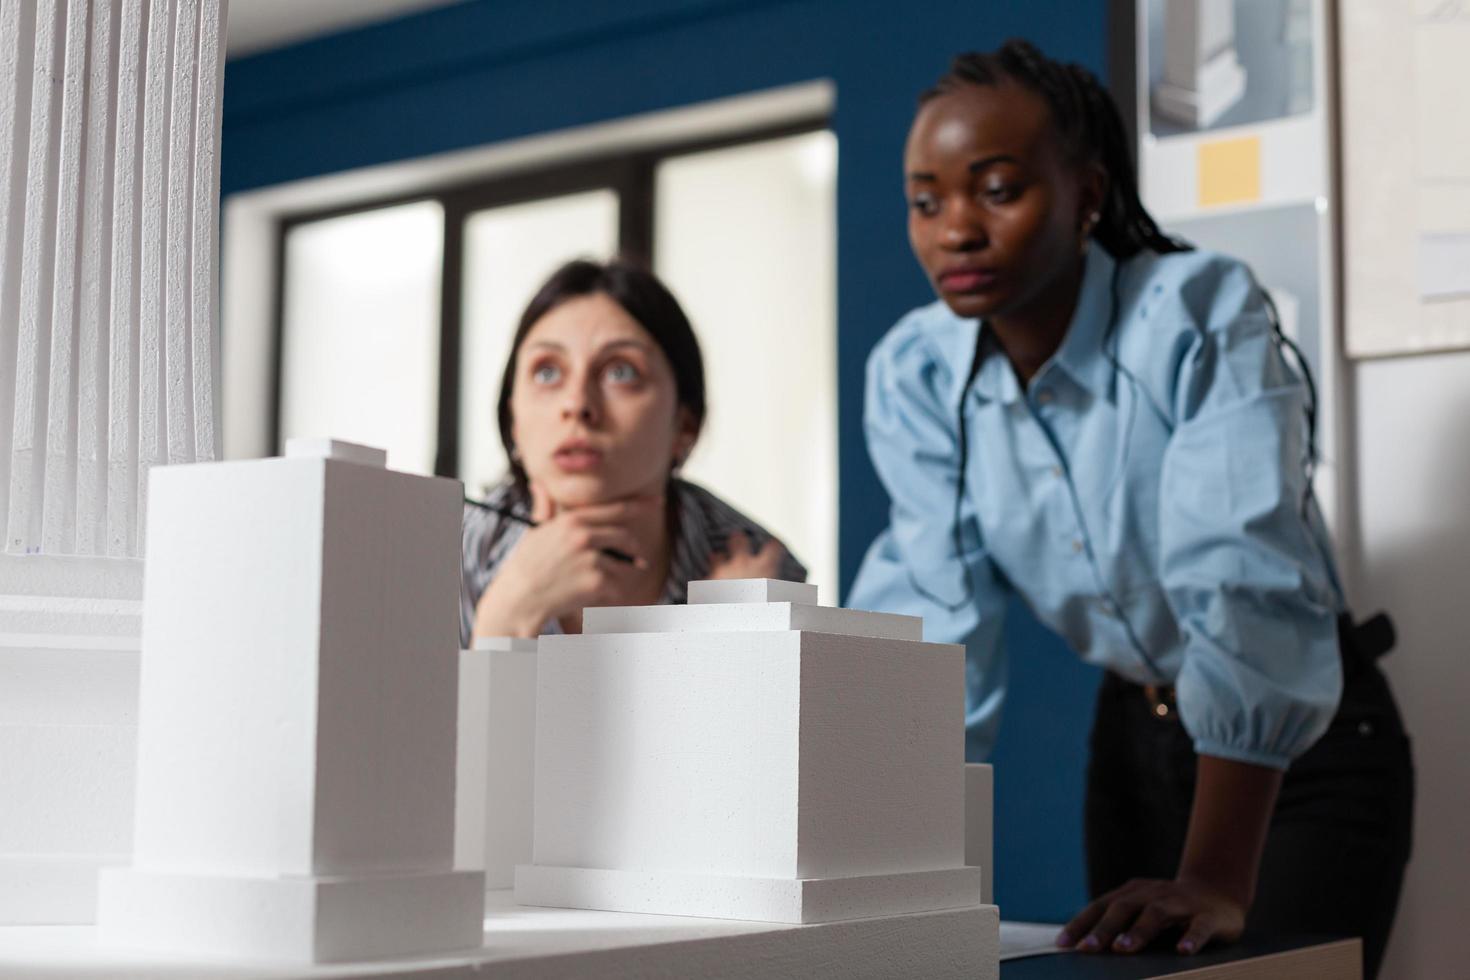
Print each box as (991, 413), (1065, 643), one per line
(516, 578), (996, 930)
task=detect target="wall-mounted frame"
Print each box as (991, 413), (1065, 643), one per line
(1339, 2), (1470, 358)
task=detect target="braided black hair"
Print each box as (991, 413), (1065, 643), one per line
(905, 42), (1321, 615)
(921, 39), (1188, 259)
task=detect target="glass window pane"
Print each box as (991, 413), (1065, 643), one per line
(279, 201), (444, 474)
(655, 130), (838, 596)
(459, 190), (619, 496)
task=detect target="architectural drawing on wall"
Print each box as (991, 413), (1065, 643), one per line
(1341, 1), (1470, 356)
(0, 0), (226, 924)
(1152, 0), (1247, 129)
(1136, 0), (1346, 541)
(1146, 0), (1314, 138)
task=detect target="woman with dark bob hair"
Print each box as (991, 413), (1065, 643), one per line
(460, 258), (805, 643)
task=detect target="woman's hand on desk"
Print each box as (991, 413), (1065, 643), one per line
(1058, 755), (1276, 956)
(1056, 875), (1245, 956)
(472, 488), (660, 638)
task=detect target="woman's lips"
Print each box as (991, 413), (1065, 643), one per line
(938, 268), (999, 293)
(553, 448), (604, 473)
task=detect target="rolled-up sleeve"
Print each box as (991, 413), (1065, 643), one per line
(847, 316), (1011, 759)
(1159, 269), (1342, 770)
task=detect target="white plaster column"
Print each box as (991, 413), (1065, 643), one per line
(0, 0), (226, 923)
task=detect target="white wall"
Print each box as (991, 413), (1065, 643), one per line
(1353, 351), (1470, 979)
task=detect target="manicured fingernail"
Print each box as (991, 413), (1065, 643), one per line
(1115, 934), (1135, 951)
(1054, 930), (1072, 947)
(1179, 940), (1198, 954)
(1079, 935), (1100, 952)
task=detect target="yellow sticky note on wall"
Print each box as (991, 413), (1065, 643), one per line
(1196, 136), (1262, 208)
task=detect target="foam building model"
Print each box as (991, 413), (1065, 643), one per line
(0, 0), (227, 923)
(1153, 0), (1247, 129)
(456, 635), (538, 892)
(96, 438), (486, 962)
(515, 577), (998, 946)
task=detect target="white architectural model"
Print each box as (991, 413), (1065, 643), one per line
(96, 439), (485, 962)
(1153, 0), (1247, 129)
(515, 578), (994, 930)
(456, 635), (538, 891)
(0, 0), (226, 923)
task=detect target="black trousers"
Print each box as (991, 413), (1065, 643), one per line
(1084, 629), (1414, 980)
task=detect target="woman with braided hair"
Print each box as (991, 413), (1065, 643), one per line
(848, 39), (1411, 977)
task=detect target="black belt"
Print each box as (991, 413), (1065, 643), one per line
(1143, 611), (1396, 723)
(1339, 610), (1396, 662)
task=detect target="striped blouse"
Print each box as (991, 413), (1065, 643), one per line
(460, 478), (807, 646)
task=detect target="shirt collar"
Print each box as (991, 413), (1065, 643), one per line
(1051, 245), (1118, 402)
(970, 330), (1020, 404)
(967, 246), (1119, 406)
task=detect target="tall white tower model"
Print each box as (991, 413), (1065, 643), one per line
(0, 0), (226, 922)
(97, 439), (486, 962)
(1153, 0), (1248, 129)
(516, 578), (993, 927)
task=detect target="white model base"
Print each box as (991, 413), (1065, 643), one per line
(0, 855), (127, 924)
(97, 866), (486, 963)
(515, 863), (984, 924)
(1152, 50), (1246, 129)
(0, 891), (1001, 980)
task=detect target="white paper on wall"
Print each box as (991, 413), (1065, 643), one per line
(1342, 3), (1470, 355)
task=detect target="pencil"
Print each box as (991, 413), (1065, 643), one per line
(463, 496), (638, 566)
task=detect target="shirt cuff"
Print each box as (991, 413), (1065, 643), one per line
(1191, 737), (1293, 772)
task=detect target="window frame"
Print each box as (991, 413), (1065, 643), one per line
(269, 116), (828, 478)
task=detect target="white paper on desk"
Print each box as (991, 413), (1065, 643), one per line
(1000, 921), (1071, 961)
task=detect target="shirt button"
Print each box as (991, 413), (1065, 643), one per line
(1036, 389), (1055, 405)
(1071, 538), (1084, 553)
(1051, 465), (1063, 478)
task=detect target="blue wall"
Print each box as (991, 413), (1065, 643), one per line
(223, 0), (1106, 922)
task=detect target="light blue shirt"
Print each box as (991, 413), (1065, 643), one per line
(848, 246), (1344, 771)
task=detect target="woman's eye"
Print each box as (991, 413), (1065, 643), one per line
(604, 361), (641, 384)
(910, 194), (939, 217)
(531, 363), (562, 384)
(983, 183), (1018, 203)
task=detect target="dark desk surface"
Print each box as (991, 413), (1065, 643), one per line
(1002, 934), (1361, 979)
